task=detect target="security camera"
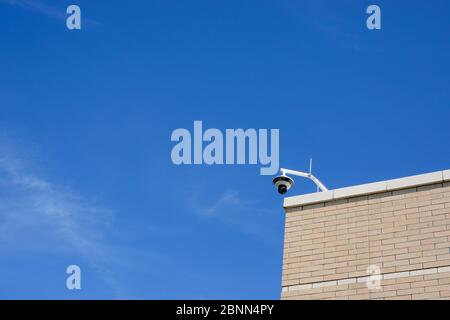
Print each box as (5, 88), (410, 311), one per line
(273, 162), (329, 195)
(273, 175), (294, 195)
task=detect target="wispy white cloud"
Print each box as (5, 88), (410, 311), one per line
(0, 0), (99, 26)
(0, 0), (66, 20)
(0, 138), (130, 296)
(201, 191), (243, 216)
(188, 190), (276, 239)
(279, 0), (364, 51)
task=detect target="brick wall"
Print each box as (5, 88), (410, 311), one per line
(281, 181), (450, 300)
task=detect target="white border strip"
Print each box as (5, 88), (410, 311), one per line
(282, 265), (450, 293)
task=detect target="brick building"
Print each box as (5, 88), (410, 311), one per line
(281, 170), (450, 300)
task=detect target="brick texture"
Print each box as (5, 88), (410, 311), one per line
(281, 183), (450, 300)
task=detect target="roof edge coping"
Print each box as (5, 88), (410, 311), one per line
(284, 169), (449, 208)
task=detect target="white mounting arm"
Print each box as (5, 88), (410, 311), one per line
(280, 168), (328, 192)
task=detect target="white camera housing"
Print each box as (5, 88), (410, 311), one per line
(273, 175), (294, 195)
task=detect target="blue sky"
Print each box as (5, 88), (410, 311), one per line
(0, 0), (449, 299)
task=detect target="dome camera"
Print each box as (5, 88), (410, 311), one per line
(273, 175), (294, 195)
